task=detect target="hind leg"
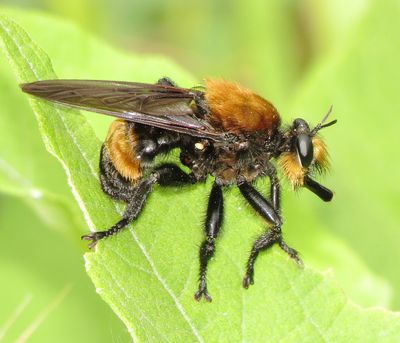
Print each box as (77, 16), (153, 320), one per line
(82, 163), (196, 248)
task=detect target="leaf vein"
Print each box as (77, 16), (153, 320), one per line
(95, 252), (171, 343)
(129, 230), (205, 343)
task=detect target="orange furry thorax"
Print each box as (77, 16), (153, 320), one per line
(204, 79), (281, 135)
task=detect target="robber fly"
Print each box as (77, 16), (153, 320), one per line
(21, 77), (336, 302)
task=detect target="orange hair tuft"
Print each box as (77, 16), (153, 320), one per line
(312, 136), (329, 173)
(278, 152), (305, 189)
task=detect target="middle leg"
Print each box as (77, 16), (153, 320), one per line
(194, 182), (224, 302)
(82, 163), (195, 248)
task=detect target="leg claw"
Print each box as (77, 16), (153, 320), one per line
(81, 232), (106, 249)
(279, 240), (303, 267)
(242, 273), (254, 289)
(194, 287), (212, 302)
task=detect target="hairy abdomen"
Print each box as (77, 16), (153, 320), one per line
(103, 119), (142, 183)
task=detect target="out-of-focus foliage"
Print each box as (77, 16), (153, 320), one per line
(0, 195), (130, 342)
(0, 0), (399, 342)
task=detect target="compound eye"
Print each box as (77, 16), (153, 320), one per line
(293, 118), (309, 131)
(296, 134), (313, 167)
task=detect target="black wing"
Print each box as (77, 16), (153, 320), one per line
(20, 79), (223, 140)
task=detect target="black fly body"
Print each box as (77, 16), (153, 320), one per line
(21, 77), (336, 301)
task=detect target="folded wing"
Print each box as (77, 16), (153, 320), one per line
(21, 79), (222, 140)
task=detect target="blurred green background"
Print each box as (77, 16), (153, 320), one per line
(1, 0), (400, 342)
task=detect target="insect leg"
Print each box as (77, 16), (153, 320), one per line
(194, 182), (223, 302)
(82, 176), (156, 248)
(156, 77), (178, 87)
(82, 163), (195, 248)
(266, 163), (280, 212)
(238, 182), (301, 288)
(239, 182), (281, 226)
(155, 77), (208, 116)
(266, 164), (302, 260)
(155, 163), (196, 186)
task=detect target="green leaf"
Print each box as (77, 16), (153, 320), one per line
(0, 195), (129, 343)
(1, 10), (400, 342)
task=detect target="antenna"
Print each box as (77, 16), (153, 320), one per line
(311, 105), (337, 136)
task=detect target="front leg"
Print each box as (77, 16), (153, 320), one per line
(267, 162), (280, 212)
(238, 182), (302, 288)
(194, 182), (224, 302)
(267, 167), (304, 266)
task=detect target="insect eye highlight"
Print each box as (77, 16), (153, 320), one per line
(295, 134), (313, 168)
